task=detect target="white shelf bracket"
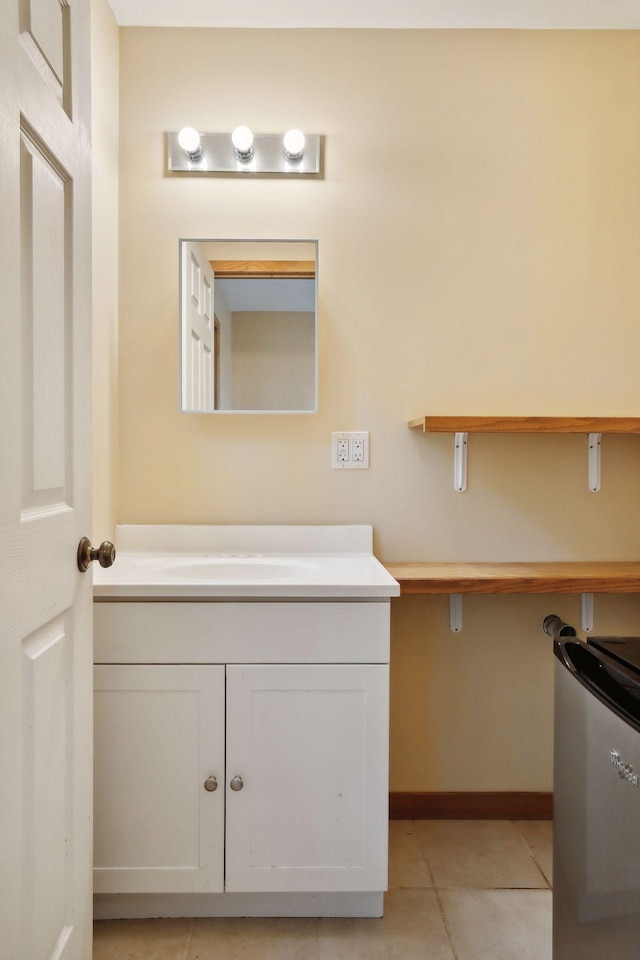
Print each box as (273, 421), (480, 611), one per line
(581, 593), (595, 633)
(450, 594), (463, 633)
(454, 433), (468, 492)
(588, 433), (602, 493)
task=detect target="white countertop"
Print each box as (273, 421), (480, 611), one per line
(93, 525), (400, 600)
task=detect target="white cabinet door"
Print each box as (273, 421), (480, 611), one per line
(225, 664), (389, 893)
(94, 665), (225, 894)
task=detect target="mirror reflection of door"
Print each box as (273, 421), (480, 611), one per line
(180, 242), (216, 411)
(214, 317), (220, 411)
(180, 240), (317, 414)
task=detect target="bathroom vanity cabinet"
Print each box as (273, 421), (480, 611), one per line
(92, 525), (399, 919)
(93, 637), (388, 896)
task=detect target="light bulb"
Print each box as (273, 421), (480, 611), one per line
(177, 127), (203, 161)
(232, 126), (254, 160)
(283, 129), (305, 161)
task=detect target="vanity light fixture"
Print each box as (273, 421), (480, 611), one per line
(283, 129), (305, 162)
(231, 125), (254, 161)
(168, 128), (322, 176)
(177, 126), (204, 162)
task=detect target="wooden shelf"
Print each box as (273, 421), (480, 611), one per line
(384, 562), (640, 595)
(209, 259), (315, 279)
(408, 416), (640, 434)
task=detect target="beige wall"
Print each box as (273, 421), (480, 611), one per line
(91, 0), (119, 541)
(201, 242), (316, 260)
(231, 311), (316, 411)
(117, 28), (640, 792)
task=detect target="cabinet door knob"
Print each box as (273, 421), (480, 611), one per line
(204, 776), (218, 792)
(230, 775), (244, 792)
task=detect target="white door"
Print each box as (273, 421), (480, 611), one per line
(225, 664), (389, 893)
(0, 1), (93, 958)
(93, 665), (225, 894)
(181, 241), (216, 411)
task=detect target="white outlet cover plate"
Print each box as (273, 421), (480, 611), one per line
(332, 432), (369, 469)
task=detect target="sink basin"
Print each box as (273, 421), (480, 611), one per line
(161, 556), (316, 581)
(92, 525), (402, 599)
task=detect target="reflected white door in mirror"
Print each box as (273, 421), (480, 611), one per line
(180, 239), (318, 413)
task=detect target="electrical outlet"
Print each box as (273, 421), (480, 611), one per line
(352, 438), (365, 461)
(331, 432), (369, 469)
(337, 438), (350, 462)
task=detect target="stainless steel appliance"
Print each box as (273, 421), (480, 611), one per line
(554, 637), (640, 958)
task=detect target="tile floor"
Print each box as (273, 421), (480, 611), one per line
(93, 819), (553, 960)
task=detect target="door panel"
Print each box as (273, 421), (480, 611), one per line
(20, 123), (71, 513)
(225, 664), (389, 893)
(94, 665), (226, 894)
(22, 615), (73, 960)
(18, 0), (68, 105)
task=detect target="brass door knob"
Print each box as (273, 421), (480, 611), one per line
(204, 776), (218, 792)
(230, 776), (244, 792)
(77, 537), (116, 572)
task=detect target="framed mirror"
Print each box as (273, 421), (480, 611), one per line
(180, 239), (318, 413)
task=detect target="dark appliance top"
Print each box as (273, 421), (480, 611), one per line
(554, 637), (640, 735)
(588, 636), (640, 677)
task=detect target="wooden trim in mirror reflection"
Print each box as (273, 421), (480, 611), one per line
(209, 260), (316, 279)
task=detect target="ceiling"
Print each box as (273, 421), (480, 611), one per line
(108, 0), (640, 29)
